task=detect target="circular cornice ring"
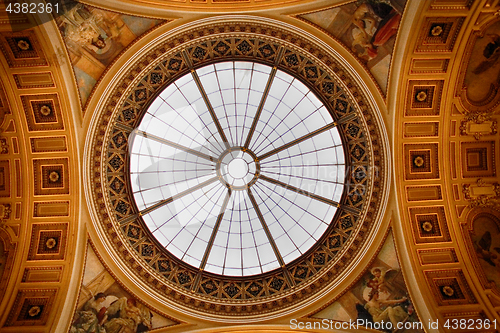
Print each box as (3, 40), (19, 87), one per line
(214, 146), (261, 191)
(83, 0), (319, 14)
(84, 16), (389, 321)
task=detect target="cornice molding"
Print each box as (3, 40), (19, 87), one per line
(84, 15), (390, 323)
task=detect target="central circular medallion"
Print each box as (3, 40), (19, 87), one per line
(228, 158), (247, 178)
(217, 148), (258, 190)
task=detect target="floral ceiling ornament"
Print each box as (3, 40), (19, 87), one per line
(17, 39), (30, 51)
(39, 105), (52, 116)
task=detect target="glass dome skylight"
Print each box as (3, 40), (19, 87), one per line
(129, 61), (345, 277)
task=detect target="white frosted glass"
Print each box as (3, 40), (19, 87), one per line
(129, 61), (346, 277)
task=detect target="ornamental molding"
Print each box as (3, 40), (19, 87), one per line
(84, 16), (390, 321)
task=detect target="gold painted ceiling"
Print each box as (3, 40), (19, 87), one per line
(0, 0), (500, 332)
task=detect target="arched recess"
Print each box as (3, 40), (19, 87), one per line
(463, 209), (500, 297)
(456, 17), (500, 113)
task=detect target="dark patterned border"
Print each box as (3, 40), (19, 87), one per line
(87, 21), (388, 316)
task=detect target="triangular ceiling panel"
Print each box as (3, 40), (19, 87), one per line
(55, 4), (167, 108)
(310, 231), (423, 332)
(70, 243), (182, 332)
(297, 0), (408, 94)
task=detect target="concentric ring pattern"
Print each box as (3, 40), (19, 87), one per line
(129, 61), (345, 276)
(89, 25), (388, 316)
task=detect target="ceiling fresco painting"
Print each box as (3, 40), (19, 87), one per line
(311, 231), (423, 333)
(464, 210), (500, 297)
(459, 18), (500, 113)
(297, 0), (407, 93)
(55, 3), (165, 106)
(70, 244), (181, 333)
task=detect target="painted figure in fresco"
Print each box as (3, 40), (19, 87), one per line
(61, 4), (106, 50)
(103, 297), (152, 333)
(355, 266), (417, 331)
(365, 289), (408, 329)
(59, 3), (124, 64)
(473, 33), (500, 74)
(70, 293), (107, 333)
(367, 267), (400, 297)
(351, 1), (402, 61)
(367, 267), (387, 292)
(476, 231), (500, 267)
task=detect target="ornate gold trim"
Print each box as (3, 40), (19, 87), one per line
(84, 17), (389, 320)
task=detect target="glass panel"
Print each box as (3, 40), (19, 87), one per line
(130, 61), (346, 277)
